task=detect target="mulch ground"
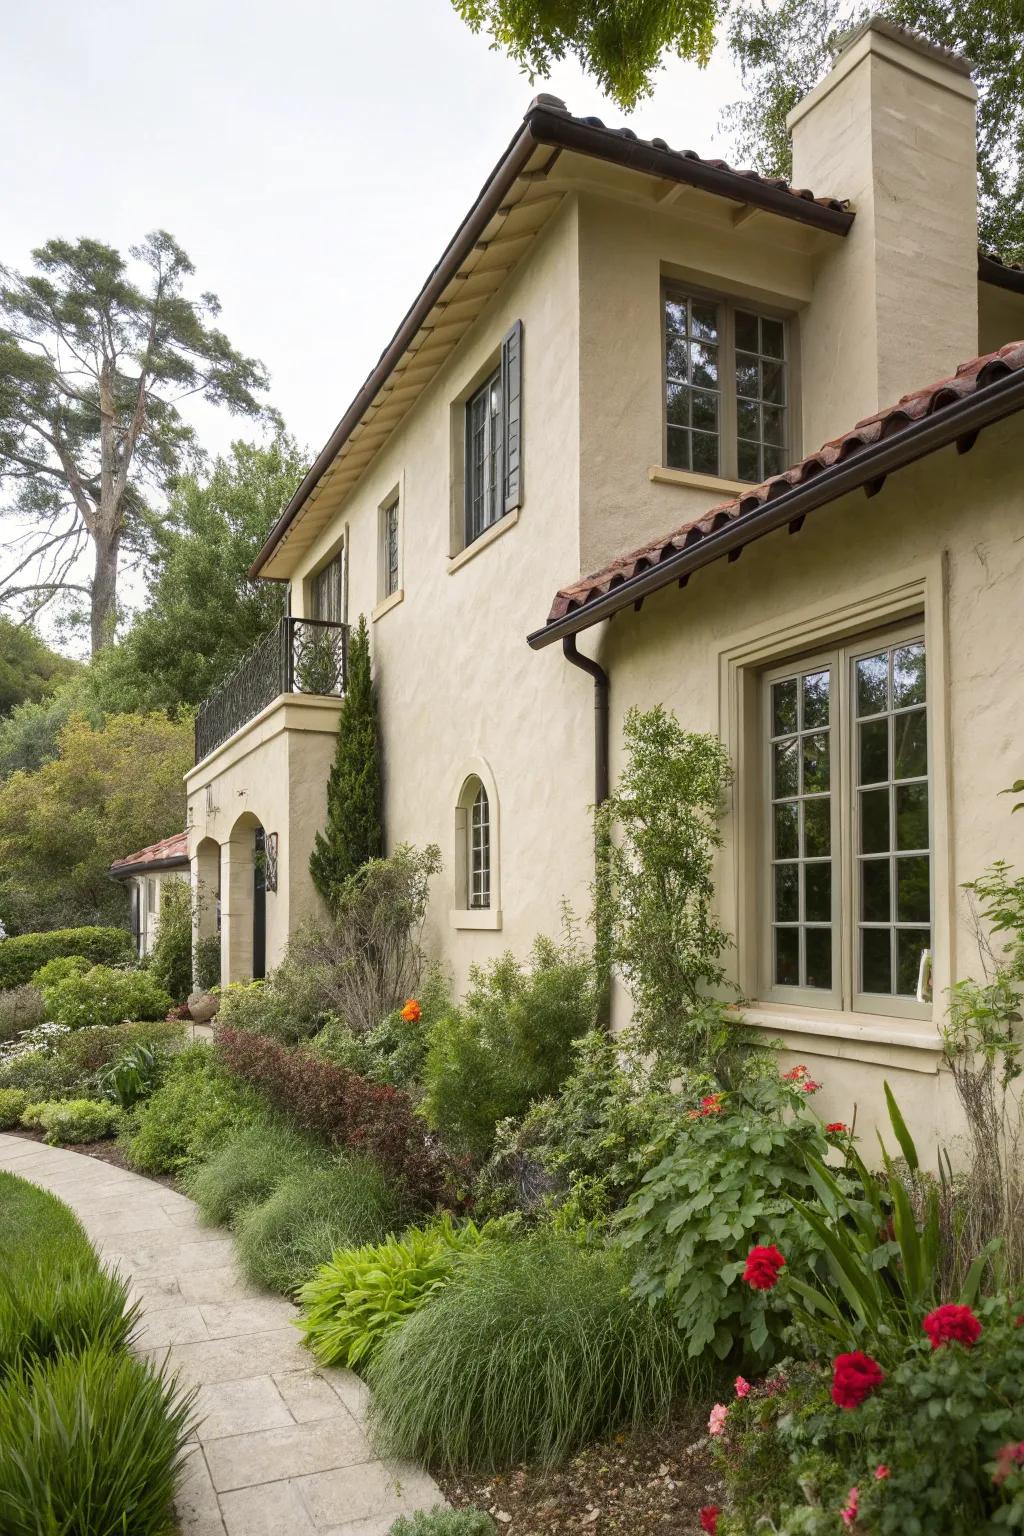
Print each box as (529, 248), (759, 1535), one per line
(438, 1405), (722, 1535)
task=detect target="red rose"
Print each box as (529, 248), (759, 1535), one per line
(743, 1244), (786, 1290)
(825, 1122), (848, 1134)
(699, 1508), (720, 1535)
(922, 1304), (982, 1350)
(993, 1443), (1024, 1487)
(831, 1351), (884, 1409)
(782, 1064), (808, 1081)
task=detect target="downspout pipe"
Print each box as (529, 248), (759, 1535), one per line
(561, 634), (611, 1027)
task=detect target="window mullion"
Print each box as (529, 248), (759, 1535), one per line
(721, 305), (736, 480)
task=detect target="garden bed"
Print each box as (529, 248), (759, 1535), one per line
(438, 1408), (720, 1535)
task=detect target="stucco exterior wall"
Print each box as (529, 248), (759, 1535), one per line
(586, 415), (1024, 1159)
(284, 200), (595, 991)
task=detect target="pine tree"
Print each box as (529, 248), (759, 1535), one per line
(309, 614), (383, 909)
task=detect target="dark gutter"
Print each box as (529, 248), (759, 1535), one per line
(528, 364), (1024, 649)
(251, 107), (854, 579)
(561, 634), (609, 807)
(109, 856), (190, 880)
(979, 252), (1024, 295)
(560, 634), (612, 1028)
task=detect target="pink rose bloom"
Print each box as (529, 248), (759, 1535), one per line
(708, 1403), (729, 1436)
(840, 1486), (859, 1527)
(875, 1465), (890, 1481)
(734, 1376), (751, 1398)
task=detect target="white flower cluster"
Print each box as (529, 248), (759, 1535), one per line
(0, 1020), (71, 1064)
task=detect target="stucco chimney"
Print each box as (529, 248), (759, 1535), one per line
(789, 18), (978, 447)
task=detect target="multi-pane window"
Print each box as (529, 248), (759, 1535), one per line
(466, 370), (503, 545)
(764, 631), (931, 1012)
(470, 784), (490, 909)
(311, 549), (345, 623)
(664, 289), (789, 484)
(381, 495), (400, 599)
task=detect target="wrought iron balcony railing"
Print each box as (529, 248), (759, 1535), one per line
(194, 616), (348, 763)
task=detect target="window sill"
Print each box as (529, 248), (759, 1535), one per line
(372, 589), (404, 622)
(649, 465), (750, 495)
(738, 1003), (944, 1068)
(450, 907), (503, 931)
(447, 509), (519, 573)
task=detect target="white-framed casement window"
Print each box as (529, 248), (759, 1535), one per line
(379, 491), (401, 601)
(663, 287), (792, 483)
(762, 625), (931, 1017)
(452, 763), (501, 929)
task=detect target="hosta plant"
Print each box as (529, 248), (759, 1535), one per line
(298, 1215), (490, 1369)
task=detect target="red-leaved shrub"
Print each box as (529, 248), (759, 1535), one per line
(216, 1026), (450, 1205)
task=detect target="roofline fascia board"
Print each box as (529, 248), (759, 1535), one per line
(527, 366), (1024, 649)
(250, 109), (855, 580)
(979, 253), (1024, 295)
(525, 106), (855, 235)
(109, 856), (190, 879)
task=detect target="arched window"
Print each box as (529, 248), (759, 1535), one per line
(453, 762), (501, 929)
(469, 782), (490, 910)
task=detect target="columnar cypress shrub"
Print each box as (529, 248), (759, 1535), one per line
(309, 614), (383, 910)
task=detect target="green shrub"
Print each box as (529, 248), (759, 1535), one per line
(367, 1232), (694, 1471)
(0, 1344), (195, 1536)
(120, 1042), (260, 1174)
(21, 1098), (120, 1145)
(0, 1264), (137, 1378)
(235, 1158), (409, 1296)
(54, 1018), (185, 1079)
(298, 1215), (490, 1370)
(42, 965), (172, 1030)
(0, 926), (134, 990)
(194, 933), (221, 992)
(619, 1069), (828, 1364)
(183, 1118), (319, 1227)
(0, 1049), (76, 1102)
(421, 932), (597, 1163)
(147, 878), (194, 1003)
(0, 1088), (28, 1130)
(311, 964), (449, 1094)
(476, 1026), (698, 1226)
(0, 984), (45, 1043)
(388, 1511), (496, 1535)
(98, 1044), (164, 1109)
(31, 954), (92, 990)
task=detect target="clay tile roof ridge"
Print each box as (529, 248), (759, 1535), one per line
(110, 830), (189, 873)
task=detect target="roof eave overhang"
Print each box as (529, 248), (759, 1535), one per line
(250, 108), (854, 581)
(528, 365), (1024, 649)
(109, 855), (190, 880)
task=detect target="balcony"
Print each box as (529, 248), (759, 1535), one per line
(195, 616), (348, 763)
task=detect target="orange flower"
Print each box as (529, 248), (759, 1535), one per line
(400, 999), (422, 1023)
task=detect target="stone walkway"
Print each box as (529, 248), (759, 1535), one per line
(0, 1134), (442, 1536)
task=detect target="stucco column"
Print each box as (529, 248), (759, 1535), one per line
(220, 832), (255, 984)
(191, 839), (220, 989)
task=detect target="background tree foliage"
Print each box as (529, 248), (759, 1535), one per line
(0, 616), (77, 717)
(0, 232), (273, 652)
(453, 0), (720, 108)
(0, 711), (192, 934)
(88, 436), (304, 715)
(723, 0), (1024, 261)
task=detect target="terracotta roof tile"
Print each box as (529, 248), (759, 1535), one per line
(110, 830), (189, 876)
(547, 339), (1024, 624)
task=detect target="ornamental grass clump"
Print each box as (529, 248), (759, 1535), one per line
(183, 1117), (320, 1227)
(234, 1157), (410, 1295)
(367, 1232), (695, 1471)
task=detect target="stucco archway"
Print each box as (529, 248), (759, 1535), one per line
(221, 813), (267, 984)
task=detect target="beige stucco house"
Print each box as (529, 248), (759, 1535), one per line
(110, 831), (190, 959)
(185, 18), (1024, 1151)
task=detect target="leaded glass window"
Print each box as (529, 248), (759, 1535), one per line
(470, 784), (490, 909)
(466, 370), (502, 545)
(763, 630), (931, 1012)
(382, 496), (400, 598)
(664, 289), (791, 484)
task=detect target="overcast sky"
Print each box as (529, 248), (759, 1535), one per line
(1, 0), (744, 635)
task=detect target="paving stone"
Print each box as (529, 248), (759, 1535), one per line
(194, 1376), (294, 1441)
(205, 1415), (371, 1492)
(174, 1446), (228, 1536)
(79, 1204), (178, 1237)
(134, 1304), (211, 1348)
(274, 1368), (353, 1425)
(177, 1266), (266, 1305)
(219, 1480), (318, 1536)
(297, 1460), (440, 1529)
(200, 1297), (299, 1339)
(322, 1368), (371, 1423)
(168, 1327), (304, 1386)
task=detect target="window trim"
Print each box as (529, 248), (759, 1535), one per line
(661, 281), (797, 484)
(716, 559), (950, 1045)
(758, 621), (932, 1021)
(451, 759), (502, 930)
(376, 484), (403, 609)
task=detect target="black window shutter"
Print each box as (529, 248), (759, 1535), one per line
(501, 319), (523, 515)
